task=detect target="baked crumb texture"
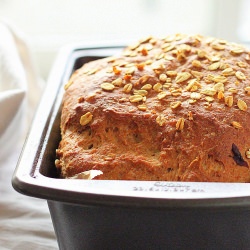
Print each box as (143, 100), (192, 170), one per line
(55, 34), (250, 182)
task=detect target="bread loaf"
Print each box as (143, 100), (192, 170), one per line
(55, 34), (250, 182)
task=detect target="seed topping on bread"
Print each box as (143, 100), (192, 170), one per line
(76, 34), (250, 130)
(57, 34), (250, 181)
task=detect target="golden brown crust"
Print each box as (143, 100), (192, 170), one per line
(56, 34), (250, 182)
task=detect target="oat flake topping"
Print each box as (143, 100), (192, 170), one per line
(79, 33), (250, 129)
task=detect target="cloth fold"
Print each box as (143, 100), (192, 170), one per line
(0, 19), (44, 159)
(0, 21), (27, 159)
(0, 20), (57, 249)
(0, 89), (25, 134)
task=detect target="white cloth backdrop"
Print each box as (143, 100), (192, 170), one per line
(0, 21), (58, 249)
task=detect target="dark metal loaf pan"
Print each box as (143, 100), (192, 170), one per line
(12, 44), (250, 250)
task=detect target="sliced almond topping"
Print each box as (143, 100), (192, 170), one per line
(120, 61), (131, 67)
(166, 78), (172, 84)
(152, 62), (165, 72)
(161, 42), (171, 49)
(141, 84), (152, 90)
(235, 71), (246, 80)
(106, 56), (117, 63)
(175, 72), (192, 83)
(159, 74), (167, 82)
(137, 104), (147, 111)
(178, 43), (191, 53)
(163, 35), (175, 42)
(162, 44), (175, 52)
(128, 42), (140, 51)
(112, 78), (123, 86)
(237, 99), (248, 111)
(138, 75), (154, 85)
(212, 75), (227, 83)
(129, 95), (143, 103)
(207, 55), (221, 62)
(101, 82), (115, 91)
(176, 117), (185, 131)
(231, 121), (242, 129)
(190, 92), (201, 100)
(123, 83), (133, 93)
(228, 88), (238, 94)
(156, 114), (166, 126)
(208, 62), (220, 71)
(128, 51), (137, 57)
(164, 55), (175, 61)
(205, 96), (214, 102)
(139, 36), (152, 44)
(222, 67), (235, 76)
(192, 60), (202, 68)
(225, 95), (234, 107)
(219, 63), (228, 70)
(170, 101), (182, 109)
(125, 67), (136, 75)
(236, 61), (247, 68)
(155, 53), (165, 60)
(230, 47), (244, 55)
(213, 82), (224, 92)
(130, 44), (141, 51)
(170, 87), (182, 93)
(197, 50), (206, 58)
(119, 97), (127, 103)
(191, 70), (203, 79)
(166, 70), (177, 77)
(204, 74), (215, 83)
(217, 39), (227, 44)
(211, 43), (225, 50)
(157, 91), (168, 100)
(174, 34), (184, 41)
(217, 91), (224, 100)
(171, 92), (182, 97)
(186, 79), (201, 92)
(122, 50), (132, 57)
(188, 99), (197, 104)
(145, 59), (153, 65)
(176, 51), (187, 62)
(134, 89), (148, 96)
(149, 38), (157, 45)
(201, 88), (216, 96)
(163, 82), (172, 88)
(80, 112), (93, 126)
(153, 82), (163, 92)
